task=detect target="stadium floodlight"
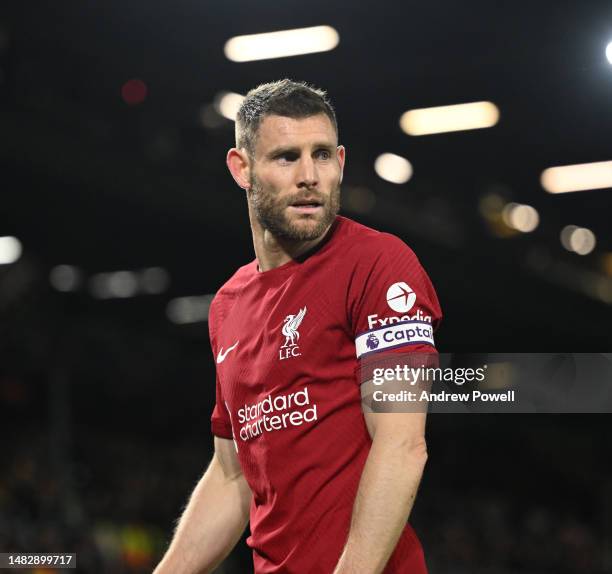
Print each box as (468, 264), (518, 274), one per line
(541, 161), (612, 194)
(50, 265), (82, 292)
(106, 271), (138, 298)
(374, 153), (413, 184)
(606, 41), (612, 65)
(90, 271), (138, 299)
(214, 92), (245, 121)
(0, 236), (22, 265)
(502, 203), (540, 233)
(399, 101), (500, 136)
(224, 26), (339, 62)
(166, 295), (214, 324)
(560, 225), (596, 256)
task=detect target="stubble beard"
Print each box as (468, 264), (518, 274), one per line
(248, 174), (341, 242)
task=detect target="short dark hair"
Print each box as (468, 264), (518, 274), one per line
(235, 79), (338, 157)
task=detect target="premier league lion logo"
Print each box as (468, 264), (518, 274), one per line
(366, 333), (380, 350)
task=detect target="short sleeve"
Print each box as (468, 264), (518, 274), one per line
(208, 298), (234, 439)
(347, 233), (442, 360)
(211, 372), (233, 439)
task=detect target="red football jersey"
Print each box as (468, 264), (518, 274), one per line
(209, 216), (442, 573)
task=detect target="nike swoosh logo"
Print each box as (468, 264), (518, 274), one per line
(217, 341), (239, 364)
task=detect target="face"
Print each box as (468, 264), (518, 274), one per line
(247, 113), (345, 242)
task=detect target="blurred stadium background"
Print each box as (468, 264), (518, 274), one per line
(1, 1), (612, 572)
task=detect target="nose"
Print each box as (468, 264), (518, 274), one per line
(296, 155), (318, 189)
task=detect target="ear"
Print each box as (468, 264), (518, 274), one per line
(336, 145), (346, 184)
(226, 148), (251, 190)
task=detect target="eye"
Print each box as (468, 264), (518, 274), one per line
(276, 152), (298, 163)
(316, 149), (332, 160)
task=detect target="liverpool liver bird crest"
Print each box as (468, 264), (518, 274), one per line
(281, 307), (307, 348)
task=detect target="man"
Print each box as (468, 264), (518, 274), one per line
(154, 79), (442, 574)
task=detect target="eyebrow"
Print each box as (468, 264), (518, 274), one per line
(266, 142), (336, 158)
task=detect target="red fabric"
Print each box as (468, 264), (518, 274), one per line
(209, 216), (442, 573)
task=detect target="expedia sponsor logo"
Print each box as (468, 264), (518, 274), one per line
(367, 309), (431, 330)
(386, 282), (417, 313)
(355, 321), (434, 358)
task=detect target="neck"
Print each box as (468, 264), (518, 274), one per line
(248, 203), (332, 272)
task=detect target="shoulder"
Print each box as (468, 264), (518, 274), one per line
(334, 216), (418, 264)
(209, 260), (256, 328)
(217, 260), (256, 296)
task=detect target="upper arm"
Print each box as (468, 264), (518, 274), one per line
(361, 369), (429, 447)
(214, 436), (243, 481)
(364, 411), (428, 453)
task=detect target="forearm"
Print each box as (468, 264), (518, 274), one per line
(154, 455), (251, 574)
(334, 435), (427, 574)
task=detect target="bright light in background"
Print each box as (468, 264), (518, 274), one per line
(374, 153), (413, 184)
(107, 272), (138, 298)
(50, 265), (82, 292)
(606, 41), (612, 65)
(560, 225), (597, 256)
(541, 161), (612, 193)
(214, 92), (244, 121)
(501, 203), (540, 233)
(0, 236), (22, 265)
(224, 26), (339, 62)
(90, 271), (139, 299)
(399, 101), (499, 136)
(166, 295), (214, 324)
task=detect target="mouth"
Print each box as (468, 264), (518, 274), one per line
(289, 198), (323, 214)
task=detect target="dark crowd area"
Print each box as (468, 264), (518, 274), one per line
(1, 406), (610, 573)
